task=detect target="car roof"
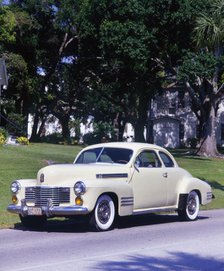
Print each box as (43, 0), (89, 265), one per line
(81, 142), (167, 153)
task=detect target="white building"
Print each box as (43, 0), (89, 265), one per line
(27, 87), (224, 148)
(150, 87), (224, 148)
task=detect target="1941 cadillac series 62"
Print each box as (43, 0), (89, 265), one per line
(7, 142), (213, 231)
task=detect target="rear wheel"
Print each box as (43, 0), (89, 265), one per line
(20, 215), (47, 229)
(178, 191), (200, 221)
(90, 195), (116, 231)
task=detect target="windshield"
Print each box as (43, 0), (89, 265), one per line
(75, 147), (133, 164)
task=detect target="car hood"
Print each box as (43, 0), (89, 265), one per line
(36, 163), (130, 186)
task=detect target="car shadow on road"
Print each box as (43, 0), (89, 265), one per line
(13, 213), (209, 233)
(94, 252), (224, 271)
(117, 212), (209, 229)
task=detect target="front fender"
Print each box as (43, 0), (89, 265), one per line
(82, 179), (133, 216)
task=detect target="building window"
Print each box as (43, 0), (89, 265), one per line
(179, 123), (184, 140)
(178, 91), (185, 108)
(168, 108), (175, 115)
(196, 124), (200, 139)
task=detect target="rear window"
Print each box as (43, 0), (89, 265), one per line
(159, 152), (174, 167)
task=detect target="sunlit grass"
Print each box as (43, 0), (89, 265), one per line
(172, 149), (224, 210)
(0, 143), (83, 228)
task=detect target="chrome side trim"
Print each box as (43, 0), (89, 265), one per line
(121, 197), (134, 206)
(206, 192), (213, 200)
(133, 207), (177, 216)
(96, 173), (128, 179)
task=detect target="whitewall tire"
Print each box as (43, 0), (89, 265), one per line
(90, 194), (116, 231)
(178, 191), (200, 221)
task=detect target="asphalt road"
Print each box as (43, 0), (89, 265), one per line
(1, 209), (224, 271)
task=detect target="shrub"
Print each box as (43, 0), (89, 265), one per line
(42, 133), (63, 144)
(17, 136), (29, 145)
(5, 113), (26, 135)
(0, 127), (8, 139)
(186, 138), (198, 149)
(0, 133), (6, 145)
(82, 121), (116, 145)
(82, 132), (100, 145)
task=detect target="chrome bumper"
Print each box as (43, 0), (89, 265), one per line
(7, 199), (89, 217)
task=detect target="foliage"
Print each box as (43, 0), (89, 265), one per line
(17, 136), (29, 145)
(0, 132), (6, 145)
(41, 133), (64, 144)
(0, 6), (16, 44)
(0, 127), (8, 139)
(77, 0), (164, 141)
(1, 0), (224, 156)
(186, 138), (199, 149)
(178, 51), (218, 82)
(194, 0), (224, 49)
(177, 0), (224, 156)
(1, 51), (34, 129)
(83, 121), (116, 145)
(69, 118), (81, 141)
(5, 113), (27, 135)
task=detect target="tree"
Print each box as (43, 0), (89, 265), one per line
(0, 5), (16, 45)
(77, 0), (213, 142)
(178, 0), (224, 156)
(45, 62), (87, 140)
(4, 0), (80, 141)
(78, 0), (184, 142)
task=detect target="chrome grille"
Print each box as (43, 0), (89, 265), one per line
(25, 187), (70, 207)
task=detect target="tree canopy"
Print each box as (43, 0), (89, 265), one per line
(1, 0), (224, 156)
(177, 0), (224, 156)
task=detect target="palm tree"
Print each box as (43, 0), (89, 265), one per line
(195, 0), (224, 55)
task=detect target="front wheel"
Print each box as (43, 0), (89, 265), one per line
(178, 191), (200, 221)
(90, 195), (116, 231)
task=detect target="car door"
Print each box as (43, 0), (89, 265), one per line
(132, 150), (168, 210)
(158, 151), (181, 207)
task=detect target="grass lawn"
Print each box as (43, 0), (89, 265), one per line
(0, 144), (223, 228)
(172, 149), (224, 210)
(0, 143), (83, 228)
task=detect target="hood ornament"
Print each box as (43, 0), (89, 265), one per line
(40, 173), (45, 183)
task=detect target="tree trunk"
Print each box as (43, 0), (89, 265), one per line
(134, 93), (149, 142)
(135, 121), (146, 142)
(29, 109), (40, 142)
(59, 115), (71, 140)
(197, 102), (219, 157)
(146, 120), (154, 143)
(37, 117), (47, 138)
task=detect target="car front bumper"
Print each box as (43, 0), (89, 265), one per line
(7, 199), (89, 217)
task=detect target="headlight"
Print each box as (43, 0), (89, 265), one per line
(74, 181), (86, 196)
(11, 181), (21, 193)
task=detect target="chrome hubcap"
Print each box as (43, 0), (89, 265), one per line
(187, 197), (196, 215)
(97, 200), (110, 224)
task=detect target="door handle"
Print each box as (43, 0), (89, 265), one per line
(163, 172), (168, 178)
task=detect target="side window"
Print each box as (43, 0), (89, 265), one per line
(159, 152), (174, 167)
(76, 151), (97, 163)
(135, 150), (161, 168)
(75, 147), (102, 164)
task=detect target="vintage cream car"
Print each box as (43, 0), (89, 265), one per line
(7, 142), (213, 231)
